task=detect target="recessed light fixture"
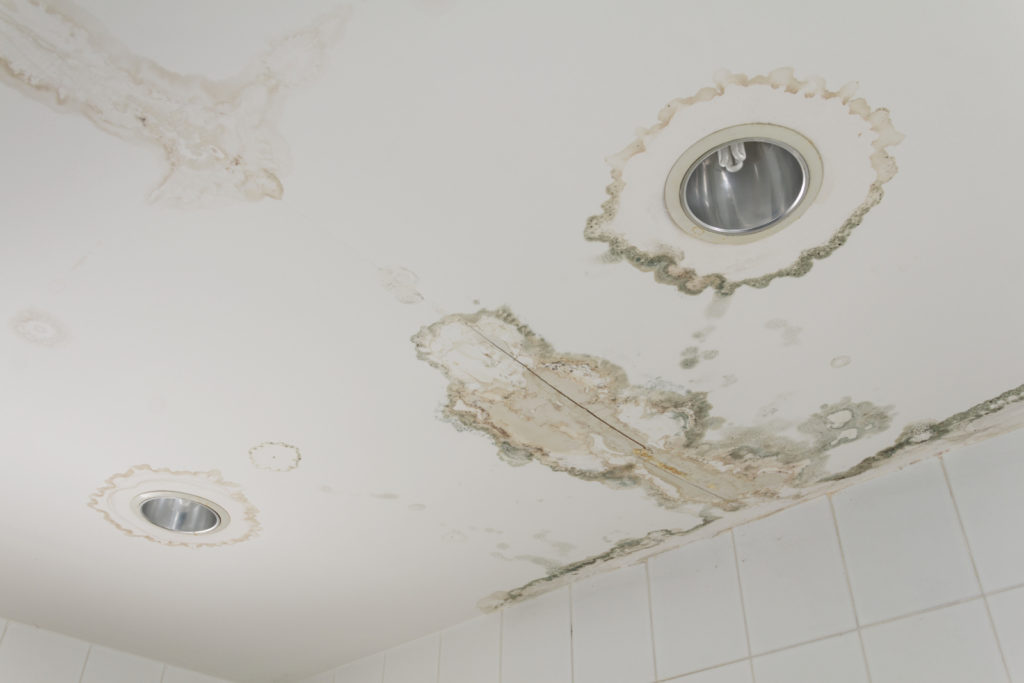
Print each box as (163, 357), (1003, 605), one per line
(664, 123), (823, 243)
(133, 491), (225, 534)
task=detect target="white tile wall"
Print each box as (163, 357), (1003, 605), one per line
(0, 622), (89, 683)
(752, 632), (867, 683)
(666, 661), (752, 683)
(0, 619), (234, 683)
(733, 497), (855, 653)
(861, 599), (1008, 683)
(571, 563), (656, 683)
(988, 586), (1024, 682)
(81, 645), (164, 683)
(438, 613), (500, 683)
(944, 436), (1024, 591)
(501, 586), (571, 683)
(381, 634), (439, 683)
(832, 457), (979, 625)
(648, 532), (747, 678)
(334, 654), (385, 683)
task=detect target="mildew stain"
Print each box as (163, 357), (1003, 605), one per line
(826, 383), (1024, 481)
(584, 67), (903, 295)
(681, 346), (718, 369)
(10, 309), (68, 346)
(0, 0), (349, 206)
(479, 517), (718, 611)
(414, 308), (894, 511)
(248, 441), (301, 472)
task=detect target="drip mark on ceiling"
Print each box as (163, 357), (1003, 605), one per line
(249, 442), (302, 472)
(10, 309), (68, 347)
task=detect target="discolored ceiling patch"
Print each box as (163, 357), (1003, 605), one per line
(584, 68), (903, 295)
(249, 441), (301, 472)
(0, 0), (349, 206)
(413, 307), (895, 512)
(9, 309), (69, 347)
(89, 465), (260, 547)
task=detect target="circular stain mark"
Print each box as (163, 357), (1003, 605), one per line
(248, 441), (301, 472)
(831, 355), (852, 369)
(11, 310), (68, 347)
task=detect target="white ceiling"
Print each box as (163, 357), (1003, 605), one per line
(1, 0), (1023, 681)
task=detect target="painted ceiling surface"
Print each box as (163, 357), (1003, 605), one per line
(1, 0), (1023, 681)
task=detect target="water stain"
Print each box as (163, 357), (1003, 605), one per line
(378, 266), (424, 304)
(371, 492), (399, 500)
(765, 319), (801, 346)
(680, 346), (719, 369)
(408, 503), (427, 511)
(0, 1), (349, 206)
(831, 355), (852, 369)
(89, 465), (260, 547)
(414, 307), (894, 511)
(248, 441), (301, 472)
(583, 67), (903, 295)
(10, 309), (69, 347)
(480, 517), (718, 611)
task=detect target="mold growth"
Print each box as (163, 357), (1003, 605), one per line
(414, 307), (894, 511)
(584, 67), (904, 295)
(89, 465), (260, 547)
(10, 309), (68, 347)
(680, 346), (718, 369)
(479, 517), (718, 611)
(0, 0), (349, 206)
(248, 441), (301, 472)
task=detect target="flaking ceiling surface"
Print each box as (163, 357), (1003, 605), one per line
(1, 1), (1023, 681)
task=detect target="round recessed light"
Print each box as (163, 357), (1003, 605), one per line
(135, 492), (223, 534)
(664, 123), (823, 243)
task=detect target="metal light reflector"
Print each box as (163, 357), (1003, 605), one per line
(664, 123), (822, 243)
(137, 493), (221, 533)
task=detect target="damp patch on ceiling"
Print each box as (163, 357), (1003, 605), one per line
(89, 465), (260, 547)
(0, 0), (349, 206)
(584, 68), (904, 295)
(249, 441), (301, 472)
(9, 309), (69, 347)
(413, 307), (897, 511)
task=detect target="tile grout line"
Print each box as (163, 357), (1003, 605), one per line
(435, 633), (443, 683)
(568, 582), (576, 683)
(729, 530), (756, 683)
(498, 609), (504, 683)
(939, 456), (1013, 682)
(644, 560), (660, 682)
(828, 494), (874, 683)
(986, 580), (1024, 599)
(860, 593), (985, 630)
(655, 654), (751, 682)
(77, 644), (92, 683)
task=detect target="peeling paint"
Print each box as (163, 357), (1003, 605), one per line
(248, 441), (301, 472)
(484, 383), (1024, 610)
(583, 67), (903, 295)
(0, 0), (348, 206)
(10, 309), (68, 347)
(414, 308), (894, 511)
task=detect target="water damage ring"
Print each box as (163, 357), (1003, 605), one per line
(585, 68), (903, 295)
